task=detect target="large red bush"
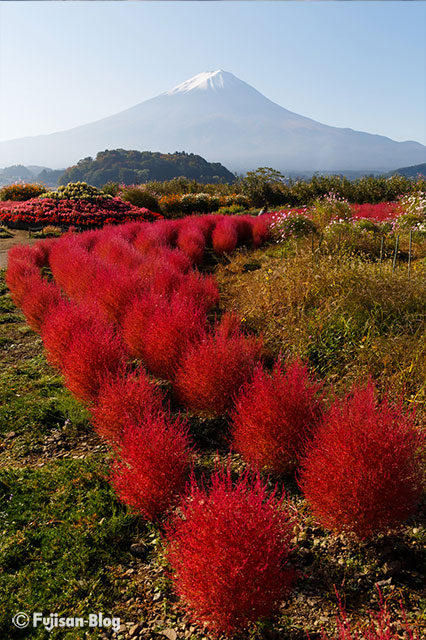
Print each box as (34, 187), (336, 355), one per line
(298, 381), (425, 538)
(232, 359), (324, 473)
(165, 466), (295, 637)
(111, 413), (192, 521)
(174, 314), (263, 415)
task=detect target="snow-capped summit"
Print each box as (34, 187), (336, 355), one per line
(166, 70), (246, 95)
(1, 70), (425, 172)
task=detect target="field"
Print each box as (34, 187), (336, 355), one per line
(1, 194), (425, 640)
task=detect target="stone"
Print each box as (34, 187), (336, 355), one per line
(130, 543), (148, 560)
(129, 624), (142, 637)
(382, 560), (402, 577)
(161, 630), (177, 640)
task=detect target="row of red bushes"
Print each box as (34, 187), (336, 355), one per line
(6, 215), (424, 638)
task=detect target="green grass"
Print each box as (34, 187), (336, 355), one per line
(0, 271), (153, 638)
(0, 458), (139, 639)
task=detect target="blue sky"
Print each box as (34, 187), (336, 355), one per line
(0, 1), (425, 145)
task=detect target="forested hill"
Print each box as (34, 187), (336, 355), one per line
(58, 149), (236, 186)
(387, 162), (426, 179)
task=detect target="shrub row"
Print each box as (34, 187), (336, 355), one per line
(6, 215), (425, 637)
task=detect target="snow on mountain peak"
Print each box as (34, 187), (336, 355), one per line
(165, 70), (239, 95)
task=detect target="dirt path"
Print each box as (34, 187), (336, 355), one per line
(0, 229), (49, 269)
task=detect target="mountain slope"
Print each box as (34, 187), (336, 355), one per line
(1, 70), (425, 172)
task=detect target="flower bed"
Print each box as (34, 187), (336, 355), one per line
(0, 196), (162, 229)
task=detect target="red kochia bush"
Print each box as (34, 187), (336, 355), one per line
(61, 316), (128, 403)
(41, 299), (98, 369)
(132, 294), (208, 381)
(165, 467), (295, 637)
(252, 214), (272, 247)
(232, 359), (324, 473)
(177, 271), (219, 312)
(298, 381), (425, 538)
(6, 257), (41, 307)
(90, 266), (143, 324)
(111, 414), (192, 521)
(174, 314), (262, 416)
(121, 291), (157, 358)
(177, 223), (206, 265)
(212, 218), (238, 254)
(20, 277), (63, 333)
(90, 368), (163, 446)
(319, 588), (421, 640)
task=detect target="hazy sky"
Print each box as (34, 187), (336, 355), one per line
(0, 1), (425, 145)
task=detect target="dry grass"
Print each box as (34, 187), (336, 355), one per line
(216, 243), (426, 403)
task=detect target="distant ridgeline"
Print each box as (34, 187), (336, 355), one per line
(0, 164), (62, 188)
(387, 162), (426, 179)
(58, 150), (236, 187)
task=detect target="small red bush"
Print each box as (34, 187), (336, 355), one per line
(177, 223), (206, 265)
(134, 220), (178, 252)
(90, 367), (164, 446)
(298, 381), (425, 538)
(252, 214), (272, 247)
(121, 292), (157, 358)
(177, 271), (219, 312)
(132, 293), (208, 381)
(212, 218), (238, 254)
(49, 238), (97, 301)
(6, 254), (41, 307)
(235, 216), (255, 245)
(111, 413), (192, 521)
(319, 588), (421, 640)
(93, 234), (143, 270)
(232, 359), (324, 473)
(41, 299), (97, 369)
(90, 266), (143, 324)
(61, 316), (128, 403)
(20, 277), (63, 333)
(174, 314), (262, 415)
(147, 246), (192, 274)
(165, 466), (294, 637)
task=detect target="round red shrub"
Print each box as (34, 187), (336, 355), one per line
(132, 293), (208, 381)
(298, 380), (425, 538)
(232, 358), (324, 473)
(212, 218), (238, 254)
(20, 277), (63, 333)
(174, 314), (263, 416)
(177, 223), (206, 265)
(61, 316), (128, 403)
(90, 367), (164, 446)
(165, 467), (295, 637)
(111, 413), (192, 521)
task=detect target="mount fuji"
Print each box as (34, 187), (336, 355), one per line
(1, 70), (425, 173)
